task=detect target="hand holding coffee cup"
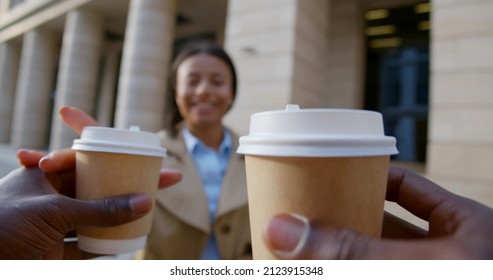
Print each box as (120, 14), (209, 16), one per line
(72, 126), (166, 254)
(237, 104), (398, 259)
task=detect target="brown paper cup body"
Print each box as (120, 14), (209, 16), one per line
(76, 151), (162, 240)
(245, 155), (389, 259)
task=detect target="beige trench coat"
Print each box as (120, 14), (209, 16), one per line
(141, 126), (251, 259)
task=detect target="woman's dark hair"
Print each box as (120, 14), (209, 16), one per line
(166, 40), (238, 137)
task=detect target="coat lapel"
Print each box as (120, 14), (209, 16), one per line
(215, 131), (249, 218)
(155, 129), (211, 234)
(154, 127), (249, 234)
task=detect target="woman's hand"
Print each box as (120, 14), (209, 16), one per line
(17, 106), (182, 190)
(6, 107), (182, 259)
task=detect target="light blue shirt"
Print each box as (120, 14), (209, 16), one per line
(182, 127), (232, 260)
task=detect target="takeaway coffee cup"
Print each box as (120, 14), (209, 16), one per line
(237, 104), (398, 259)
(72, 126), (166, 254)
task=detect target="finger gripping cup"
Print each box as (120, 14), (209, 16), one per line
(72, 126), (166, 255)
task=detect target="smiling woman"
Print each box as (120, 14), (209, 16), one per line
(167, 41), (238, 140)
(140, 41), (250, 260)
(174, 53), (234, 147)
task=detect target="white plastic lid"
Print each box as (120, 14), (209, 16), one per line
(72, 126), (166, 157)
(237, 104), (398, 157)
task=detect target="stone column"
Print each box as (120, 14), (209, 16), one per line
(291, 0), (331, 108)
(223, 0), (299, 136)
(114, 0), (176, 131)
(427, 0), (493, 207)
(0, 1), (10, 16)
(0, 40), (21, 143)
(49, 8), (104, 150)
(96, 42), (122, 127)
(10, 28), (59, 149)
(326, 0), (364, 109)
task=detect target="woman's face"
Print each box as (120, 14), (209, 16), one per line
(175, 53), (234, 130)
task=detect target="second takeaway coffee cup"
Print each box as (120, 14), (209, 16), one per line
(237, 104), (398, 259)
(72, 126), (166, 254)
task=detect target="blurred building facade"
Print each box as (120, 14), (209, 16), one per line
(1, 0), (492, 220)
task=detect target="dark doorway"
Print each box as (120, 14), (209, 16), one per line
(364, 2), (430, 162)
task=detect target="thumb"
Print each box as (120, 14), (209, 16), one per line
(264, 213), (369, 259)
(264, 213), (449, 259)
(61, 193), (153, 230)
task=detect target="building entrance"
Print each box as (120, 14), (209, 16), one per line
(364, 2), (430, 162)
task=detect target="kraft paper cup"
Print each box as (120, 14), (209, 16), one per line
(72, 126), (166, 255)
(237, 104), (398, 259)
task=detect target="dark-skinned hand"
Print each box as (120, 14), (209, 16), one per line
(264, 167), (493, 259)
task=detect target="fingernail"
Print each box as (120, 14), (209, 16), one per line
(264, 213), (310, 258)
(38, 155), (51, 168)
(40, 154), (51, 160)
(128, 193), (151, 215)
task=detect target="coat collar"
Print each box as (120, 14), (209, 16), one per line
(155, 124), (248, 234)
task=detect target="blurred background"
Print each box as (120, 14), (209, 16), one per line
(0, 0), (492, 228)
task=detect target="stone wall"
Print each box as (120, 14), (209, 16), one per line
(427, 0), (493, 207)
